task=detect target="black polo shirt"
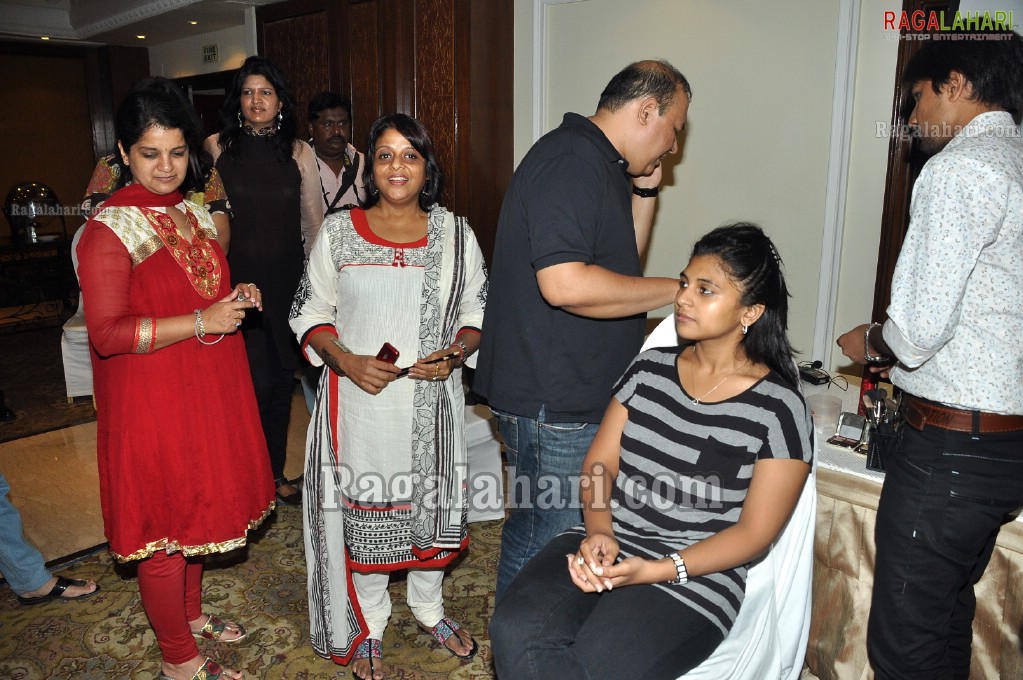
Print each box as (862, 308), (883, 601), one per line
(474, 113), (645, 423)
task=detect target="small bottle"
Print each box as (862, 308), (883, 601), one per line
(858, 367), (877, 417)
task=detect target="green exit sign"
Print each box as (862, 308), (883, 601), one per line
(202, 44), (218, 63)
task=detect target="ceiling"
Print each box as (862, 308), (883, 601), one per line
(0, 0), (284, 46)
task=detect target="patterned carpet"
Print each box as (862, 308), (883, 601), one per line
(0, 505), (503, 679)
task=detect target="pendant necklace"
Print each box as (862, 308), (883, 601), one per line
(689, 347), (731, 405)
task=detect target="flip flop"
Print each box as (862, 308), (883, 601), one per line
(352, 638), (383, 679)
(17, 576), (100, 606)
(423, 617), (478, 660)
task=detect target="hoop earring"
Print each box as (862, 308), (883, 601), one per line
(742, 324), (748, 335)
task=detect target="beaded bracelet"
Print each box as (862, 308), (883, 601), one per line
(194, 309), (225, 346)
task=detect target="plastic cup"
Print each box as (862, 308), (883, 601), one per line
(807, 394), (842, 438)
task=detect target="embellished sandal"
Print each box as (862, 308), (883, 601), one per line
(192, 614), (247, 644)
(423, 616), (478, 660)
(352, 638), (383, 679)
(159, 656), (236, 680)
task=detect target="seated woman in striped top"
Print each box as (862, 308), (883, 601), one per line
(490, 222), (813, 679)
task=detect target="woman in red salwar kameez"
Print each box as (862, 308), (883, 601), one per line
(78, 88), (275, 680)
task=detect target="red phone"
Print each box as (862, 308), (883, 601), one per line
(376, 342), (400, 364)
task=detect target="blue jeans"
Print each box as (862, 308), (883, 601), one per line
(868, 422), (1023, 680)
(0, 472), (51, 595)
(493, 407), (598, 602)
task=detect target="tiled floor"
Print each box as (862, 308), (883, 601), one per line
(0, 389), (311, 563)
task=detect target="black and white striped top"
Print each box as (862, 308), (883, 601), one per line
(569, 346), (812, 636)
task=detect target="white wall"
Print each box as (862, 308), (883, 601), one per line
(147, 11), (257, 79)
(830, 0), (900, 371)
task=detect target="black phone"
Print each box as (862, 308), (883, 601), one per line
(376, 342), (399, 364)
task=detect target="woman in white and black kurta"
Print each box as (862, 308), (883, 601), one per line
(491, 223), (813, 679)
(289, 114), (487, 678)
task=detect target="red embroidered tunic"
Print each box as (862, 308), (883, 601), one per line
(78, 185), (274, 561)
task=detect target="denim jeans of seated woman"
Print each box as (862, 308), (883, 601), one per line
(493, 406), (598, 602)
(867, 422), (1023, 680)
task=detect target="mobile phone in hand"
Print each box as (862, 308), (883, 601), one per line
(376, 342), (400, 364)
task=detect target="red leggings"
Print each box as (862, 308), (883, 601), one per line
(137, 551), (204, 664)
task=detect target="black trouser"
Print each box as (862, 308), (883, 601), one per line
(868, 423), (1023, 679)
(490, 533), (724, 680)
(243, 323), (296, 481)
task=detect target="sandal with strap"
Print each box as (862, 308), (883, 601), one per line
(423, 616), (478, 660)
(16, 576), (100, 606)
(159, 656), (237, 680)
(192, 614), (247, 644)
(352, 638), (383, 679)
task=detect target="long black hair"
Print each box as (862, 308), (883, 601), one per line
(217, 56), (298, 163)
(691, 222), (798, 386)
(361, 113), (443, 211)
(112, 77), (210, 193)
(114, 87), (205, 195)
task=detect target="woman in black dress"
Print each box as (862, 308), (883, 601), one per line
(204, 56), (321, 505)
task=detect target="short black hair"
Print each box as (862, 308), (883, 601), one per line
(308, 91), (353, 123)
(361, 113), (443, 212)
(597, 59), (692, 115)
(902, 30), (1023, 116)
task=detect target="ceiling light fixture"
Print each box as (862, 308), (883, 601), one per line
(136, 35), (146, 39)
(190, 21), (199, 25)
(40, 36), (50, 40)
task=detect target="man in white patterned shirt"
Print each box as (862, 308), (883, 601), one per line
(838, 31), (1023, 680)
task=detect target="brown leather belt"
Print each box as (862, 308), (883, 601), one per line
(903, 394), (1023, 434)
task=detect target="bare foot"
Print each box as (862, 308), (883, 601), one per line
(351, 655), (385, 680)
(20, 576), (97, 600)
(161, 656), (242, 679)
(443, 628), (475, 658)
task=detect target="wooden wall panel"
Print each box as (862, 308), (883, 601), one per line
(348, 1), (381, 149)
(415, 0), (458, 209)
(262, 12), (330, 128)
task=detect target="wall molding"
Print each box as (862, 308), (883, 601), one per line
(813, 0), (861, 364)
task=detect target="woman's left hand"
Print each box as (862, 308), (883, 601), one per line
(231, 282), (263, 311)
(407, 347), (458, 382)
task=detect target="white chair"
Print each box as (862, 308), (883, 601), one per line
(61, 225), (92, 402)
(640, 316), (817, 680)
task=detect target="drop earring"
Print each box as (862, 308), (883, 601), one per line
(742, 323), (748, 335)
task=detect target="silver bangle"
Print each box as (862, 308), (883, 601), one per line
(667, 552), (688, 585)
(331, 338), (352, 354)
(864, 322), (888, 364)
(194, 309), (225, 346)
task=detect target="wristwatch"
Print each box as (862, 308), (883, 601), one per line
(632, 185), (659, 198)
(667, 552), (688, 585)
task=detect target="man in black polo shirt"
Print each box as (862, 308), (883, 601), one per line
(474, 59), (690, 600)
